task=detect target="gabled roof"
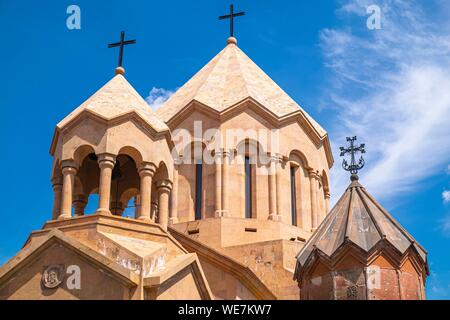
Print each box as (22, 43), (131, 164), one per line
(0, 229), (140, 286)
(296, 176), (428, 269)
(156, 38), (326, 137)
(57, 74), (168, 133)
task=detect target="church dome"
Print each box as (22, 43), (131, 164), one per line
(155, 39), (326, 138)
(57, 74), (169, 133)
(295, 175), (429, 274)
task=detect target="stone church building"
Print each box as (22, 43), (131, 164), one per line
(0, 34), (428, 300)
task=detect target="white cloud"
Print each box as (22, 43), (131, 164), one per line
(145, 87), (175, 111)
(443, 191), (450, 204)
(321, 0), (450, 203)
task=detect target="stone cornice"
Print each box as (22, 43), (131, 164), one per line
(163, 99), (334, 169)
(49, 109), (174, 157)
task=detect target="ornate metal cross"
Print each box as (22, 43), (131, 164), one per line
(340, 136), (366, 175)
(219, 4), (245, 37)
(108, 31), (136, 68)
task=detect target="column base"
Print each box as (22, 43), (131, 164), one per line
(57, 213), (72, 220)
(268, 214), (282, 222)
(96, 208), (112, 215)
(311, 227), (318, 233)
(214, 210), (229, 218)
(137, 216), (151, 222)
(169, 217), (179, 225)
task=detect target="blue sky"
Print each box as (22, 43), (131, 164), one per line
(0, 0), (449, 299)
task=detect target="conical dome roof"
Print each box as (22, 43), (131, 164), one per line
(156, 38), (326, 138)
(57, 74), (169, 133)
(296, 176), (428, 268)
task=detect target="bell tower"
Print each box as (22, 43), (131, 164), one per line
(49, 63), (175, 230)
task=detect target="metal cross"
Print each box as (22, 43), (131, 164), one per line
(107, 31), (136, 68)
(219, 4), (245, 37)
(340, 136), (366, 175)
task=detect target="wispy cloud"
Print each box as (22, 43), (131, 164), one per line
(321, 0), (450, 202)
(145, 87), (175, 111)
(443, 191), (450, 204)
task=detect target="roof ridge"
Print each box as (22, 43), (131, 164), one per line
(157, 46), (228, 117)
(355, 186), (385, 240)
(361, 187), (425, 250)
(56, 74), (169, 133)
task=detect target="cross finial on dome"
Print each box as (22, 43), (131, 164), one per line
(340, 136), (366, 180)
(219, 4), (245, 43)
(107, 31), (136, 75)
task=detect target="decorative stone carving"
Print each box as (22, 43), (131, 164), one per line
(42, 265), (65, 289)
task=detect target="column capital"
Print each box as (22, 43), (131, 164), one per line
(308, 168), (320, 179)
(51, 176), (63, 187)
(269, 153), (283, 163)
(156, 179), (173, 192)
(61, 166), (77, 176)
(61, 159), (78, 171)
(97, 153), (116, 168)
(138, 162), (156, 177)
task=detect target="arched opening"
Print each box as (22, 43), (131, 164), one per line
(288, 150), (310, 228)
(236, 139), (264, 219)
(290, 165), (297, 226)
(72, 149), (99, 216)
(63, 145), (144, 218)
(177, 141), (213, 222)
(109, 154), (139, 216)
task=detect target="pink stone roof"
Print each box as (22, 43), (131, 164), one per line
(296, 177), (428, 268)
(57, 74), (169, 133)
(156, 40), (327, 137)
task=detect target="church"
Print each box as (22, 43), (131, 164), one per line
(0, 7), (429, 300)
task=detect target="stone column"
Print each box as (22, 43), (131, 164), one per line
(134, 195), (141, 218)
(110, 200), (124, 216)
(221, 149), (230, 216)
(157, 180), (172, 231)
(138, 162), (156, 221)
(96, 153), (116, 215)
(270, 154), (283, 222)
(169, 165), (179, 225)
(324, 190), (331, 217)
(59, 162), (78, 220)
(268, 156), (278, 220)
(214, 150), (223, 217)
(73, 194), (88, 217)
(151, 183), (158, 222)
(309, 169), (319, 230)
(51, 176), (63, 220)
(151, 201), (158, 222)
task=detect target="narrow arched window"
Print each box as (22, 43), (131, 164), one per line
(195, 163), (203, 220)
(245, 156), (252, 219)
(290, 166), (297, 226)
